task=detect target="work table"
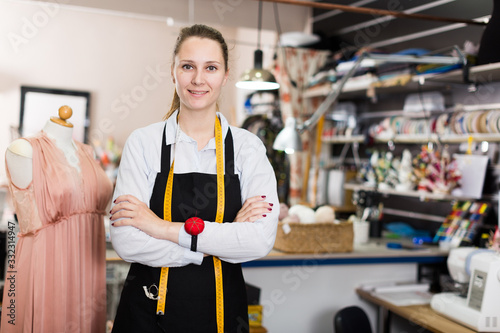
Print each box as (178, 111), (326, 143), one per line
(247, 239), (447, 267)
(106, 238), (448, 266)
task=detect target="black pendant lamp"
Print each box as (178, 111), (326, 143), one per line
(236, 1), (280, 90)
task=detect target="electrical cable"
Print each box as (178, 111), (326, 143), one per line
(273, 2), (298, 88)
(258, 0), (262, 50)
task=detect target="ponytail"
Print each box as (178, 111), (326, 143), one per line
(163, 89), (180, 120)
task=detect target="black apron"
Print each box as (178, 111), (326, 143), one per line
(112, 126), (249, 333)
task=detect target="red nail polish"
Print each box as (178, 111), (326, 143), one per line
(113, 199), (116, 203)
(269, 203), (274, 207)
(111, 223), (115, 226)
(268, 208), (272, 211)
(109, 210), (112, 214)
(262, 214), (267, 217)
(261, 195), (266, 199)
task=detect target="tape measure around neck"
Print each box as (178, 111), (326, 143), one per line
(157, 116), (225, 333)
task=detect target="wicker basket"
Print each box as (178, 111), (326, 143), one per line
(273, 221), (353, 254)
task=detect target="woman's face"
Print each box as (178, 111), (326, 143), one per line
(172, 36), (228, 114)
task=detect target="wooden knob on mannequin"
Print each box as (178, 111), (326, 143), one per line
(50, 105), (74, 128)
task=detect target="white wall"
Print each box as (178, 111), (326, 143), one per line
(0, 0), (282, 183)
(29, 0), (311, 32)
(243, 263), (418, 333)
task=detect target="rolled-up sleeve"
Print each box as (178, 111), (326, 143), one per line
(111, 126), (203, 267)
(178, 130), (279, 263)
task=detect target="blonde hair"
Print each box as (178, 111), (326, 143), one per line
(164, 24), (229, 120)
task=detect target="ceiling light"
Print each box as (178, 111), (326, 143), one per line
(236, 1), (280, 91)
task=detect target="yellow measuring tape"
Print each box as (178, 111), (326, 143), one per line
(157, 115), (225, 333)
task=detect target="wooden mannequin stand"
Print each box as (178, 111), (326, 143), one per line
(51, 105), (74, 128)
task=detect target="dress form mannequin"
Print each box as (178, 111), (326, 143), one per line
(6, 105), (79, 188)
(1, 105), (112, 332)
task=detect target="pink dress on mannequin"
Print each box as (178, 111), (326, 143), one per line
(1, 132), (113, 332)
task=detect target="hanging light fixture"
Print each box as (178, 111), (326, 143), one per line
(236, 1), (280, 90)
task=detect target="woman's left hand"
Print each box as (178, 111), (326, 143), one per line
(234, 195), (272, 222)
(110, 194), (180, 241)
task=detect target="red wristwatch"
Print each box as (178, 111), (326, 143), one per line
(184, 217), (205, 252)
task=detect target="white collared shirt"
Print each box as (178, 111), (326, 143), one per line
(111, 111), (279, 267)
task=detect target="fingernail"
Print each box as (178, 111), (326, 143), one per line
(109, 210), (112, 214)
(262, 214), (267, 217)
(268, 208), (272, 211)
(113, 199), (116, 203)
(111, 222), (115, 226)
(269, 203), (273, 207)
(261, 195), (266, 199)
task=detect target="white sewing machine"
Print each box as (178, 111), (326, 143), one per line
(431, 247), (500, 332)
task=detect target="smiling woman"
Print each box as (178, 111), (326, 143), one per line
(171, 36), (229, 149)
(109, 24), (279, 333)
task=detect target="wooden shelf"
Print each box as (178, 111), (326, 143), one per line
(304, 62), (500, 100)
(304, 74), (378, 98)
(373, 133), (500, 143)
(416, 62), (500, 84)
(304, 83), (335, 98)
(343, 182), (480, 201)
(305, 78), (446, 100)
(320, 133), (500, 144)
(321, 135), (365, 143)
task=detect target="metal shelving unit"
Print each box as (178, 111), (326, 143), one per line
(307, 59), (500, 212)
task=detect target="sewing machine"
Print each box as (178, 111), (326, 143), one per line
(431, 247), (500, 332)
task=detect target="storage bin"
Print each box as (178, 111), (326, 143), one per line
(273, 221), (354, 253)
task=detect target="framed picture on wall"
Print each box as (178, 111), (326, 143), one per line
(19, 86), (91, 143)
